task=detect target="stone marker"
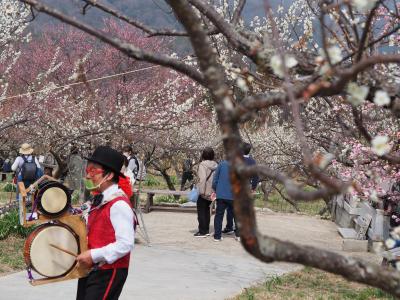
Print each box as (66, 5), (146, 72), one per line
(342, 239), (368, 252)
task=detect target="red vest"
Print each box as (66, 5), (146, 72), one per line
(88, 196), (132, 270)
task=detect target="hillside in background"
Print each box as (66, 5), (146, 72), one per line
(26, 1), (284, 56)
(29, 0), (272, 33)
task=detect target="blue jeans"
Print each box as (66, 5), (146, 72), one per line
(225, 204), (234, 231)
(214, 199), (238, 239)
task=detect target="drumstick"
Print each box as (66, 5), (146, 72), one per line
(49, 243), (78, 258)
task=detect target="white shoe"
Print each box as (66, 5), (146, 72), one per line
(213, 237), (223, 242)
(235, 236), (241, 242)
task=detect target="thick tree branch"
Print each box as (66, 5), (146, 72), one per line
(254, 233), (400, 297)
(187, 0), (255, 59)
(240, 164), (346, 201)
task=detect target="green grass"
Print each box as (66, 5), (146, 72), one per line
(154, 194), (187, 204)
(0, 192), (14, 205)
(169, 175), (178, 185)
(0, 235), (25, 273)
(144, 174), (162, 187)
(0, 209), (35, 240)
(2, 182), (16, 193)
(254, 187), (327, 216)
(231, 268), (393, 300)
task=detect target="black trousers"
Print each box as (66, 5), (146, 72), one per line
(180, 171), (193, 190)
(77, 268), (128, 300)
(197, 196), (212, 234)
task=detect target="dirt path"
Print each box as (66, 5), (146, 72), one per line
(140, 210), (380, 263)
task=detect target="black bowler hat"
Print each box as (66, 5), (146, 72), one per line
(85, 146), (125, 178)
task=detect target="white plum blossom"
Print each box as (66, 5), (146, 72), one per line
(385, 238), (396, 249)
(352, 0), (378, 12)
(327, 46), (343, 64)
(319, 46), (343, 64)
(373, 90), (391, 107)
(270, 54), (298, 78)
(372, 242), (384, 254)
(371, 135), (392, 156)
(236, 77), (248, 92)
(346, 82), (369, 106)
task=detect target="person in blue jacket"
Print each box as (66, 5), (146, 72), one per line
(212, 159), (238, 242)
(222, 143), (259, 236)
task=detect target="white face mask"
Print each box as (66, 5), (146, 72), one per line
(123, 152), (130, 158)
(84, 175), (111, 191)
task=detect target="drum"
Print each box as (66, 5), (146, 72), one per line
(24, 223), (80, 278)
(34, 180), (71, 217)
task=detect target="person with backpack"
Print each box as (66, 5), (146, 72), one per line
(193, 147), (218, 238)
(122, 145), (147, 181)
(12, 143), (43, 191)
(122, 145), (139, 178)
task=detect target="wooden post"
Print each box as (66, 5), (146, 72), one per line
(18, 182), (27, 226)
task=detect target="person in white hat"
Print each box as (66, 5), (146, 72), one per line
(12, 143), (43, 190)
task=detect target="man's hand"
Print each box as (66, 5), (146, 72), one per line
(76, 250), (93, 268)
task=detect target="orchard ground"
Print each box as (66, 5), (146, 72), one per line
(0, 210), (384, 300)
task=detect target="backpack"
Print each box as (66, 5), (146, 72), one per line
(129, 156), (140, 178)
(21, 155), (37, 181)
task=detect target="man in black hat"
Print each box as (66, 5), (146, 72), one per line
(76, 146), (136, 300)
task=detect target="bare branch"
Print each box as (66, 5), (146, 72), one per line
(82, 0), (220, 37)
(187, 0), (254, 59)
(231, 0), (246, 25)
(239, 164), (346, 201)
(355, 3), (379, 62)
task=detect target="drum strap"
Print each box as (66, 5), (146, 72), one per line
(28, 192), (40, 221)
(26, 267), (34, 281)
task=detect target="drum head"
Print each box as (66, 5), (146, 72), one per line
(29, 225), (78, 278)
(41, 187), (68, 214)
(36, 181), (71, 217)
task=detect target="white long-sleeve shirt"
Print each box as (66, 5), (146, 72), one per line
(90, 184), (135, 265)
(11, 155), (41, 173)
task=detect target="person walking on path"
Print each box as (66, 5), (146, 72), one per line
(180, 158), (194, 191)
(122, 145), (140, 180)
(223, 142), (259, 235)
(12, 143), (43, 199)
(212, 159), (240, 242)
(193, 147), (217, 237)
(76, 146), (137, 300)
(1, 157), (12, 181)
